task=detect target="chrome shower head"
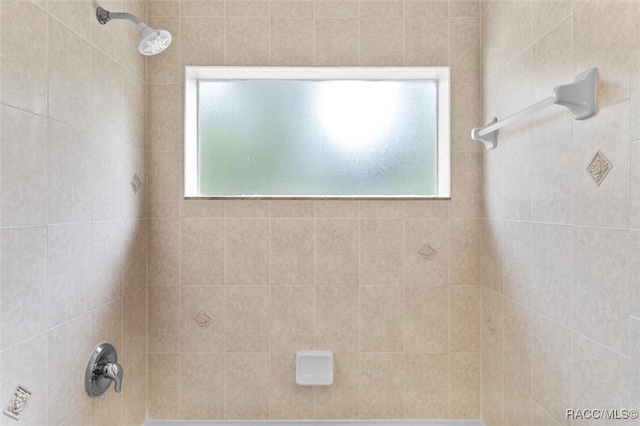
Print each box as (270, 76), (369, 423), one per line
(96, 6), (172, 56)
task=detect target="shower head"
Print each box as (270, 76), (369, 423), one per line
(96, 6), (172, 56)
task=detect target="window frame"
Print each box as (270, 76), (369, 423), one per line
(184, 66), (451, 199)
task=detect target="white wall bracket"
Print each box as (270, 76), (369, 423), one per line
(472, 68), (597, 150)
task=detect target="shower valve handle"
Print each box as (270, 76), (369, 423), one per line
(101, 362), (123, 393)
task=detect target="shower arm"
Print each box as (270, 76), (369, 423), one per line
(96, 7), (148, 31)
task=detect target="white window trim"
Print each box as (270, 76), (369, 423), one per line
(184, 66), (450, 198)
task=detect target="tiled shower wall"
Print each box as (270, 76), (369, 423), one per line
(480, 0), (640, 424)
(146, 0), (484, 420)
(0, 1), (147, 425)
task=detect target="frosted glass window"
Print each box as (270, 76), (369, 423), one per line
(185, 67), (450, 198)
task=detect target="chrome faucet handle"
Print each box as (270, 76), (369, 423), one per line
(86, 343), (124, 397)
(102, 362), (123, 393)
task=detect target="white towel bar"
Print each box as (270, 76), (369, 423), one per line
(471, 68), (597, 150)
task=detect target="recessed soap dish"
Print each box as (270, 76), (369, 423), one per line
(296, 350), (334, 386)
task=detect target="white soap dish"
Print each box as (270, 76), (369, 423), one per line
(295, 351), (334, 386)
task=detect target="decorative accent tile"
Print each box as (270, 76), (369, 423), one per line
(130, 173), (141, 194)
(587, 150), (612, 187)
(418, 242), (437, 260)
(486, 315), (496, 334)
(193, 310), (212, 328)
(3, 385), (32, 420)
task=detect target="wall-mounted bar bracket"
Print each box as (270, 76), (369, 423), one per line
(471, 68), (597, 150)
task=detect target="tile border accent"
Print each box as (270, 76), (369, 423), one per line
(3, 385), (32, 420)
(193, 310), (212, 328)
(130, 173), (141, 194)
(418, 242), (437, 260)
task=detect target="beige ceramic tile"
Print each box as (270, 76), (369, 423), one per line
(450, 219), (482, 286)
(358, 201), (402, 218)
(47, 0), (93, 40)
(360, 18), (404, 65)
(47, 314), (92, 426)
(530, 120), (572, 224)
(270, 219), (314, 285)
(572, 332), (632, 425)
(482, 139), (503, 219)
(403, 200), (450, 218)
(91, 299), (123, 356)
(450, 18), (481, 86)
(148, 0), (179, 16)
(122, 74), (146, 148)
(122, 26), (147, 82)
(504, 379), (533, 426)
(270, 353), (315, 419)
(226, 200), (270, 218)
(315, 200), (360, 217)
(91, 221), (124, 309)
(404, 219), (450, 286)
(531, 401), (562, 426)
(0, 0), (48, 115)
(360, 219), (404, 286)
(573, 226), (630, 355)
(450, 0), (479, 16)
(123, 219), (147, 295)
(47, 224), (92, 328)
(226, 0), (269, 16)
(450, 152), (483, 218)
(181, 286), (225, 353)
(450, 352), (481, 418)
(91, 360), (123, 426)
(531, 313), (572, 426)
(481, 220), (503, 294)
(123, 357), (146, 426)
(405, 285), (449, 353)
(48, 18), (91, 129)
(123, 288), (146, 366)
(0, 226), (46, 351)
(315, 0), (359, 17)
(226, 219), (270, 285)
(314, 353), (360, 418)
(59, 404), (90, 426)
(148, 354), (180, 419)
(271, 0), (314, 16)
(148, 219), (180, 286)
(451, 84), (482, 153)
(450, 285), (481, 352)
(180, 354), (225, 419)
(361, 0), (402, 16)
(632, 49), (640, 143)
(270, 286), (314, 352)
(0, 105), (47, 227)
(481, 1), (503, 80)
(148, 286), (181, 354)
(360, 286), (405, 352)
(631, 231), (640, 319)
(315, 219), (359, 285)
(573, 0), (637, 108)
(501, 135), (533, 221)
(531, 223), (572, 328)
(359, 353), (404, 419)
(90, 48), (124, 142)
(181, 0), (225, 15)
(90, 0), (124, 70)
(270, 18), (315, 65)
(482, 287), (503, 369)
(225, 353), (270, 419)
(224, 286), (270, 352)
(225, 18), (270, 65)
(271, 200), (314, 217)
(147, 84), (182, 152)
(181, 218), (225, 286)
(503, 300), (531, 393)
(496, 49), (534, 142)
(502, 0), (532, 63)
(91, 137), (125, 221)
(147, 150), (181, 219)
(182, 199), (226, 218)
(404, 353), (450, 418)
(181, 17), (225, 66)
(482, 357), (505, 426)
(502, 221), (532, 307)
(315, 286), (360, 353)
(531, 0), (571, 41)
(146, 17), (180, 84)
(632, 143), (640, 230)
(315, 18), (360, 66)
(122, 145), (147, 220)
(0, 334), (47, 426)
(405, 17), (449, 66)
(572, 101), (630, 228)
(404, 0), (448, 17)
